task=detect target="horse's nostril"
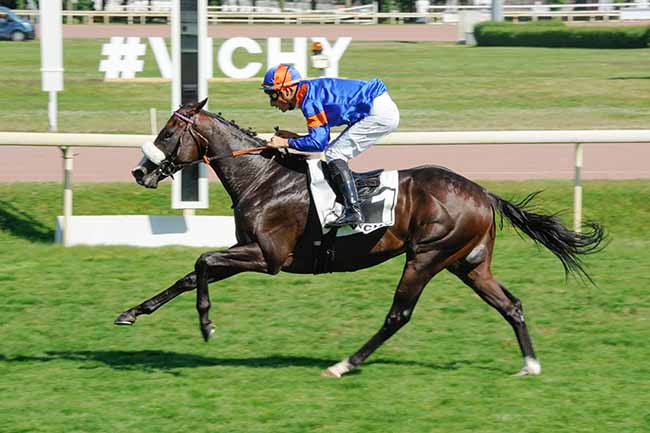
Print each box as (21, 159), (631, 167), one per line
(132, 167), (145, 181)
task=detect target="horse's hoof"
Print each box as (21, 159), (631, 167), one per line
(322, 358), (354, 378)
(201, 324), (215, 342)
(513, 357), (541, 376)
(114, 312), (136, 326)
(322, 368), (342, 378)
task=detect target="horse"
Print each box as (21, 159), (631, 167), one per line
(116, 99), (604, 378)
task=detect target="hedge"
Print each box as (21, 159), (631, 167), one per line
(474, 21), (650, 49)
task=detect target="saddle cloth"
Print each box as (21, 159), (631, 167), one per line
(306, 159), (399, 237)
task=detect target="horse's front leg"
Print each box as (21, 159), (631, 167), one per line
(114, 272), (197, 325)
(195, 243), (270, 341)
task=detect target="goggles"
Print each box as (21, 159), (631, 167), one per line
(264, 89), (280, 101)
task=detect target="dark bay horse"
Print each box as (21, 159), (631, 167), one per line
(117, 99), (604, 377)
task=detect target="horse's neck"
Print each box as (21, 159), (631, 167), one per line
(206, 119), (282, 205)
(212, 153), (275, 206)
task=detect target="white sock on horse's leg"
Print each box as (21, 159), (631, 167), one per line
(515, 356), (541, 376)
(323, 358), (355, 378)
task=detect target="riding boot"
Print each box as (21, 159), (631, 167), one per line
(326, 159), (364, 227)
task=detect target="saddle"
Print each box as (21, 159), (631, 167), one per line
(353, 169), (384, 197)
(306, 160), (398, 274)
(321, 164), (385, 201)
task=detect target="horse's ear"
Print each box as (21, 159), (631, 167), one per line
(187, 98), (208, 115)
(196, 98), (208, 111)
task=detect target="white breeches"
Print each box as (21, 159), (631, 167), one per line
(324, 92), (400, 163)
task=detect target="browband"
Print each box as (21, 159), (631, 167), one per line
(173, 111), (194, 124)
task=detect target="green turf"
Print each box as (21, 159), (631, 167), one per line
(2, 39), (650, 133)
(0, 180), (648, 433)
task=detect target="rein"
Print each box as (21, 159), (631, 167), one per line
(155, 111), (269, 177)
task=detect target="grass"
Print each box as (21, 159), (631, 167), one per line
(1, 33), (649, 433)
(0, 180), (649, 433)
(2, 39), (650, 133)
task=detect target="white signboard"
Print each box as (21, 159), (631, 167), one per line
(100, 37), (352, 81)
(40, 0), (63, 92)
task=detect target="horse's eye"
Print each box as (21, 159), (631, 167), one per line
(163, 130), (174, 139)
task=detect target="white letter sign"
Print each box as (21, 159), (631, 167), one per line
(218, 37), (263, 79)
(266, 37), (308, 79)
(310, 37), (352, 78)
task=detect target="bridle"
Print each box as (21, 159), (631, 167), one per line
(152, 110), (268, 178)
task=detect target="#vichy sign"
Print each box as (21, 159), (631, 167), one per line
(100, 36), (352, 80)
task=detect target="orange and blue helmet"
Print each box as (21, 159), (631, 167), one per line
(260, 63), (302, 91)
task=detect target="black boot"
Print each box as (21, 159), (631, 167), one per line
(326, 159), (364, 227)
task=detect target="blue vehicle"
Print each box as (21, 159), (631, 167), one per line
(0, 6), (35, 41)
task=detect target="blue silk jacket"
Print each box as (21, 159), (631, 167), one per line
(287, 78), (387, 152)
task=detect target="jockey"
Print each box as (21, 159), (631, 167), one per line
(261, 63), (400, 227)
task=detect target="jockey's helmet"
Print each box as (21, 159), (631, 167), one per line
(261, 64), (302, 91)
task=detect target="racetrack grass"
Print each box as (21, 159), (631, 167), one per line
(0, 180), (648, 433)
(2, 39), (650, 133)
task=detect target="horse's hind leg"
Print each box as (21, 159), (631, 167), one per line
(450, 256), (541, 376)
(114, 272), (197, 325)
(324, 250), (447, 378)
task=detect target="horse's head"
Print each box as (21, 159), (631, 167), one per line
(132, 98), (209, 188)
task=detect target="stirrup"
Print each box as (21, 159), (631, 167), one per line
(326, 208), (364, 228)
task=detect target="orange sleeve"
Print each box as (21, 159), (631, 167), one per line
(306, 111), (328, 129)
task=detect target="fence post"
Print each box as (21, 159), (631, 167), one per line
(573, 142), (583, 233)
(149, 108), (157, 135)
(61, 146), (74, 246)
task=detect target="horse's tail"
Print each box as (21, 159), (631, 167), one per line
(488, 191), (605, 283)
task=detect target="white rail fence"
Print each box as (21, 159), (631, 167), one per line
(13, 3), (649, 25)
(2, 130), (649, 246)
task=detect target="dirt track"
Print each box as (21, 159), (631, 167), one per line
(3, 142), (649, 182)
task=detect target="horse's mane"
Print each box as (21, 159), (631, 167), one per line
(202, 109), (267, 146)
(193, 107), (308, 173)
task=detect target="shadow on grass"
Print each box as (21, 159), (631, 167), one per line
(0, 350), (480, 374)
(0, 199), (54, 243)
(368, 358), (476, 372)
(0, 351), (331, 374)
(608, 76), (650, 80)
